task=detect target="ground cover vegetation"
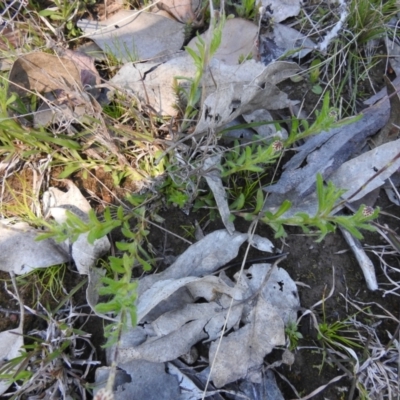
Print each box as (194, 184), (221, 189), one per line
(0, 0), (399, 399)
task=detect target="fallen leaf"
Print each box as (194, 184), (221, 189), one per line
(242, 109), (288, 140)
(192, 61), (299, 135)
(94, 361), (181, 400)
(261, 0), (301, 23)
(0, 328), (24, 395)
(264, 97), (391, 200)
(110, 53), (298, 122)
(209, 296), (285, 387)
(8, 52), (81, 98)
(156, 0), (200, 23)
(0, 220), (69, 274)
(43, 181), (111, 274)
(77, 10), (185, 62)
(259, 23), (315, 65)
(187, 18), (258, 65)
(201, 154), (235, 234)
(329, 139), (400, 202)
(138, 229), (249, 294)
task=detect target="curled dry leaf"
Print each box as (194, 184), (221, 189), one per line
(138, 229), (249, 294)
(115, 230), (297, 391)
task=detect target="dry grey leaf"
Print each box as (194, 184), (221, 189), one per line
(329, 139), (400, 202)
(0, 328), (24, 395)
(209, 296), (285, 388)
(242, 109), (288, 140)
(137, 277), (200, 323)
(0, 283), (24, 396)
(235, 264), (300, 324)
(249, 234), (274, 252)
(43, 181), (110, 274)
(259, 23), (315, 65)
(202, 154), (235, 234)
(187, 18), (258, 65)
(77, 11), (185, 62)
(261, 0), (301, 23)
(339, 227), (378, 291)
(193, 61), (299, 135)
(264, 98), (391, 200)
(117, 319), (208, 364)
(0, 220), (69, 274)
(370, 77), (400, 147)
(110, 54), (298, 122)
(138, 229), (249, 294)
(94, 361), (181, 400)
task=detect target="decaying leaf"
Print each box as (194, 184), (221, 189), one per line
(156, 0), (200, 23)
(192, 61), (299, 135)
(259, 23), (315, 65)
(0, 220), (69, 274)
(43, 181), (111, 275)
(138, 229), (250, 294)
(110, 52), (298, 124)
(235, 263), (300, 324)
(201, 154), (235, 234)
(77, 10), (185, 62)
(261, 0), (301, 23)
(0, 328), (24, 395)
(8, 52), (81, 98)
(209, 297), (285, 388)
(187, 18), (258, 65)
(242, 109), (288, 140)
(8, 52), (99, 128)
(0, 281), (24, 396)
(115, 230), (297, 391)
(330, 139), (400, 202)
(94, 361), (181, 400)
(370, 76), (400, 147)
(264, 97), (391, 200)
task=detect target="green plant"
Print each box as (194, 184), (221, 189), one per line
(347, 0), (398, 45)
(178, 13), (225, 130)
(37, 193), (154, 345)
(285, 321), (303, 351)
(241, 174), (379, 242)
(36, 0), (94, 38)
(15, 264), (67, 304)
(300, 0), (398, 114)
(221, 139), (280, 177)
(230, 0), (258, 20)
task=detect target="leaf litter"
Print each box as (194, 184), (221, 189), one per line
(2, 0), (400, 399)
(98, 230), (296, 396)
